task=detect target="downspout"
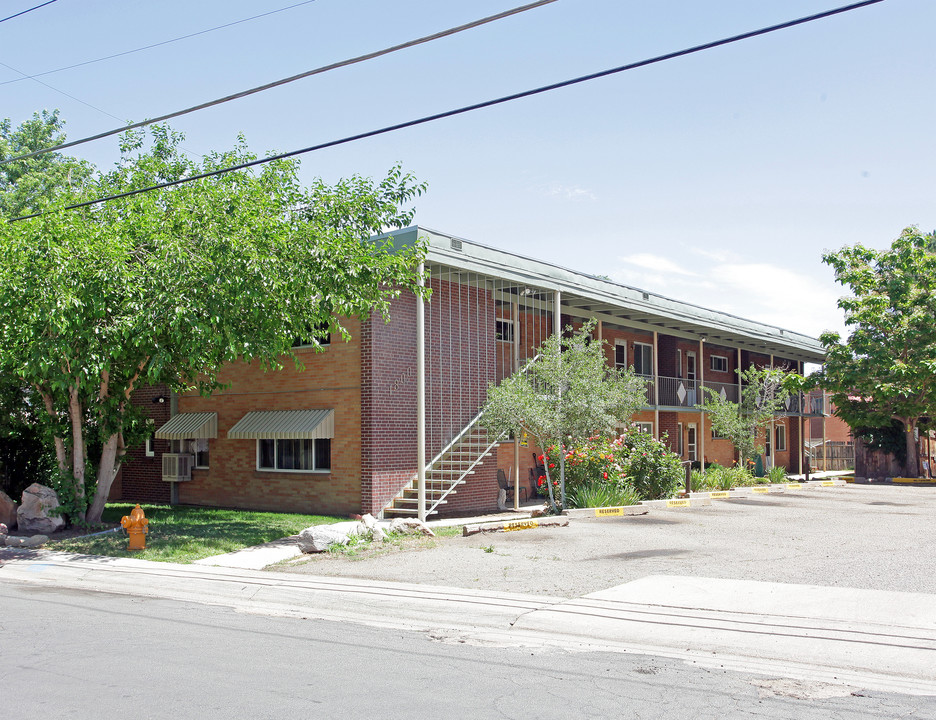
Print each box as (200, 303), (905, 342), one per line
(653, 331), (660, 440)
(417, 262), (426, 522)
(699, 337), (705, 466)
(513, 300), (520, 511)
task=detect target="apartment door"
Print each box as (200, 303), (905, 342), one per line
(686, 352), (697, 405)
(687, 424), (697, 461)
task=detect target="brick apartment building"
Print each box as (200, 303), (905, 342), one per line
(112, 227), (827, 518)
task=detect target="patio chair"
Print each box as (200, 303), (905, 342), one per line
(498, 468), (528, 502)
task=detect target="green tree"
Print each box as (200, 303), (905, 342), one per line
(481, 321), (647, 512)
(811, 227), (936, 477)
(0, 110), (92, 217)
(702, 365), (790, 469)
(0, 122), (427, 524)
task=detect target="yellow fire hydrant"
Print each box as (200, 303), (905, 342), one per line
(120, 504), (149, 551)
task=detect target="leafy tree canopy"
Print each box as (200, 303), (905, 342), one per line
(702, 364), (790, 467)
(811, 227), (936, 474)
(0, 117), (427, 523)
(481, 320), (647, 511)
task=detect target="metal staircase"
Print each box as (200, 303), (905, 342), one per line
(382, 411), (502, 518)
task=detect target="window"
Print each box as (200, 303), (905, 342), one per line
(614, 341), (627, 370)
(495, 319), (514, 343)
(677, 422), (684, 455)
(258, 438), (331, 472)
(711, 425), (726, 440)
(775, 424), (787, 452)
(190, 438), (209, 468)
(710, 355), (728, 373)
(169, 438), (209, 468)
(634, 342), (653, 376)
(635, 422), (653, 434)
(293, 321), (331, 348)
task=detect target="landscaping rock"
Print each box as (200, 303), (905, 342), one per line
(17, 484), (65, 534)
(360, 514), (377, 531)
(388, 518), (435, 537)
(297, 525), (353, 553)
(370, 525), (387, 543)
(21, 534), (48, 548)
(0, 489), (17, 529)
(0, 522), (7, 537)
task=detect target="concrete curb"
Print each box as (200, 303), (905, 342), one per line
(580, 479), (850, 518)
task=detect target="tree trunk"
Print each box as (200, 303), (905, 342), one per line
(904, 420), (920, 478)
(86, 432), (121, 524)
(68, 386), (87, 520)
(38, 389), (69, 472)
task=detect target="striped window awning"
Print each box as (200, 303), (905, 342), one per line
(227, 409), (334, 440)
(155, 412), (218, 440)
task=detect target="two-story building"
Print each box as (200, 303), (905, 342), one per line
(112, 227), (826, 518)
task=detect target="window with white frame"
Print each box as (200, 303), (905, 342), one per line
(258, 438), (331, 472)
(495, 319), (514, 343)
(677, 422), (684, 455)
(635, 422), (653, 435)
(634, 342), (653, 377)
(614, 341), (627, 370)
(710, 355), (728, 373)
(775, 424), (787, 452)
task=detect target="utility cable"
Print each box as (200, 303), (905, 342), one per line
(2, 0), (559, 165)
(8, 0), (885, 223)
(0, 0), (56, 24)
(0, 0), (318, 87)
(0, 58), (127, 123)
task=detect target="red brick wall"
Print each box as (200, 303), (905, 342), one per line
(174, 319), (364, 516)
(112, 384), (172, 505)
(362, 278), (500, 517)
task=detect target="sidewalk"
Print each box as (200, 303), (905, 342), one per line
(1, 549), (934, 696)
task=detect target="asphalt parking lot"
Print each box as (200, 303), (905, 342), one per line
(279, 483), (936, 598)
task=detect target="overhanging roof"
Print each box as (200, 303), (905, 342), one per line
(227, 409), (334, 440)
(374, 225), (827, 366)
(155, 412), (217, 440)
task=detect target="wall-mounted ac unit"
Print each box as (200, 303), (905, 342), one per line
(162, 453), (193, 482)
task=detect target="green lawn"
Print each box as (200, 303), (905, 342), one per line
(50, 503), (342, 564)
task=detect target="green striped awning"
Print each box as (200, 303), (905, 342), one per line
(227, 409), (334, 440)
(154, 412), (218, 440)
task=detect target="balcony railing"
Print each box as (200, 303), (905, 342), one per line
(636, 377), (820, 415)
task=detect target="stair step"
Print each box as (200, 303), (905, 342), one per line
(427, 469), (475, 476)
(383, 507), (440, 516)
(393, 497), (448, 506)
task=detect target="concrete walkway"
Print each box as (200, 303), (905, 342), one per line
(1, 550), (934, 696)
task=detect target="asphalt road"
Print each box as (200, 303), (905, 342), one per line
(279, 484), (936, 598)
(3, 581), (932, 720)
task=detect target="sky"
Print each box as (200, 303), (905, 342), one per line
(2, 0), (933, 344)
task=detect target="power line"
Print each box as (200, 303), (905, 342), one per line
(2, 0), (559, 165)
(0, 58), (127, 123)
(0, 0), (318, 87)
(8, 0), (885, 223)
(0, 0), (56, 24)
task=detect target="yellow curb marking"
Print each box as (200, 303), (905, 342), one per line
(667, 499), (690, 508)
(752, 487), (769, 494)
(595, 507), (625, 517)
(709, 491), (730, 499)
(820, 481), (837, 487)
(892, 478), (932, 484)
(504, 520), (539, 532)
(786, 483), (802, 489)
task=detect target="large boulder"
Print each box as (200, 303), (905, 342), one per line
(297, 523), (363, 553)
(17, 483), (65, 534)
(0, 489), (17, 529)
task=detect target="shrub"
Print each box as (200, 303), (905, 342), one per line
(767, 465), (788, 484)
(567, 478), (641, 508)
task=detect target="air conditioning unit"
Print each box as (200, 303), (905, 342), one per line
(162, 453), (193, 482)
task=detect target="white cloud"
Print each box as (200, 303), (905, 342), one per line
(544, 183), (596, 201)
(616, 253), (697, 276)
(607, 253), (846, 341)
